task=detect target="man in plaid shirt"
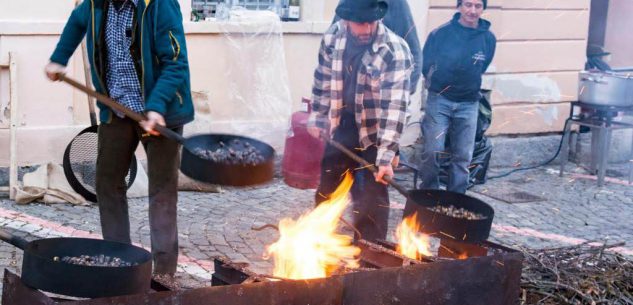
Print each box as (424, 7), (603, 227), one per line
(307, 0), (413, 242)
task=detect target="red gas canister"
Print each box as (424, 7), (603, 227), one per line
(282, 98), (325, 189)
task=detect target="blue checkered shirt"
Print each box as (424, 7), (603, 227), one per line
(105, 0), (144, 116)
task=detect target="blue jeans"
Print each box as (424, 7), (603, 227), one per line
(418, 93), (479, 193)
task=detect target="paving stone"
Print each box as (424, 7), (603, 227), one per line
(0, 164), (631, 294)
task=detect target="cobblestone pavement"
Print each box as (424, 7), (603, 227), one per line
(0, 164), (631, 298)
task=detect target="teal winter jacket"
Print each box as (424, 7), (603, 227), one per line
(50, 0), (194, 127)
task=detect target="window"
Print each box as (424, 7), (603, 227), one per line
(191, 0), (300, 21)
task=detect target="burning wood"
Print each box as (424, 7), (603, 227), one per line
(521, 242), (633, 305)
(192, 139), (265, 165)
(428, 204), (486, 220)
(263, 172), (360, 280)
(395, 212), (432, 260)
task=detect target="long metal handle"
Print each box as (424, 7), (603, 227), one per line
(324, 137), (411, 199)
(0, 229), (29, 250)
(58, 74), (186, 144)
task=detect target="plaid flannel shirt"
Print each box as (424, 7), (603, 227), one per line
(105, 0), (144, 116)
(308, 21), (413, 166)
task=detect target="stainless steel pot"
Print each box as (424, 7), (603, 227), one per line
(578, 71), (633, 107)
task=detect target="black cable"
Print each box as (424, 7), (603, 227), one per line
(487, 118), (571, 180)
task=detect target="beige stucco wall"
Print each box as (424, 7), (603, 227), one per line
(427, 0), (590, 135)
(0, 0), (428, 167)
(0, 0), (592, 167)
(604, 0), (633, 68)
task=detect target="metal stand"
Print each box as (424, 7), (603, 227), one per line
(559, 102), (633, 186)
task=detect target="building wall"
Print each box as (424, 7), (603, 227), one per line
(0, 0), (591, 167)
(0, 0), (428, 166)
(426, 0), (590, 135)
(604, 0), (633, 68)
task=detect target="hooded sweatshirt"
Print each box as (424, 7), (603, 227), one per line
(422, 13), (496, 102)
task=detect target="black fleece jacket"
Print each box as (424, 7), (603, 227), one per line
(423, 13), (496, 102)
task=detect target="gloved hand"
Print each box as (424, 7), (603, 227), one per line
(44, 62), (66, 81)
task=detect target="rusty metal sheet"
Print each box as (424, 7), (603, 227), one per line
(342, 252), (524, 305)
(66, 276), (344, 305)
(2, 270), (56, 305)
(356, 239), (417, 268)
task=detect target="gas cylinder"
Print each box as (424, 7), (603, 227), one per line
(282, 98), (325, 189)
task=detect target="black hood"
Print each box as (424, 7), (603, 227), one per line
(451, 13), (491, 33)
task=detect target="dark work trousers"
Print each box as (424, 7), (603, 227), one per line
(96, 115), (182, 275)
(315, 112), (390, 243)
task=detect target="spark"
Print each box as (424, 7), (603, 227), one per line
(435, 130), (446, 139)
(439, 244), (455, 254)
(354, 164), (373, 171)
(497, 120), (511, 128)
(439, 231), (456, 239)
(403, 24), (416, 39)
(438, 85), (452, 95)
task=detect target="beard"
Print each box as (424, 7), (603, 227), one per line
(353, 34), (373, 45)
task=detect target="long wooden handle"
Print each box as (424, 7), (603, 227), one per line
(80, 41), (97, 126)
(324, 137), (411, 198)
(58, 74), (186, 144)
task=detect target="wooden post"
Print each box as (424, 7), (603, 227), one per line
(8, 52), (19, 200)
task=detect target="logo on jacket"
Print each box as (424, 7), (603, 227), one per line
(472, 51), (486, 65)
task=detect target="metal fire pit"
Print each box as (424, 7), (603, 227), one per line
(3, 239), (523, 305)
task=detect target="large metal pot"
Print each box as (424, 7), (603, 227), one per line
(0, 229), (152, 298)
(578, 71), (633, 107)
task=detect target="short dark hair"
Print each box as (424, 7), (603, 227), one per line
(457, 0), (487, 9)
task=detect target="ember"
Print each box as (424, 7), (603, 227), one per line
(193, 139), (265, 165)
(54, 255), (137, 267)
(429, 204), (486, 220)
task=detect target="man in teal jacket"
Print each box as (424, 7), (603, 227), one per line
(45, 0), (194, 276)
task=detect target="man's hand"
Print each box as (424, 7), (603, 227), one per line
(44, 62), (66, 81)
(308, 126), (324, 139)
(374, 165), (394, 185)
(140, 111), (166, 136)
(391, 155), (400, 168)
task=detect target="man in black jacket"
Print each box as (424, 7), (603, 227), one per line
(417, 0), (496, 193)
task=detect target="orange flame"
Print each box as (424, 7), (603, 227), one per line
(396, 212), (432, 259)
(264, 172), (360, 279)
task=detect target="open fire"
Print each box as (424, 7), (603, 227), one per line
(263, 172), (360, 279)
(264, 173), (441, 279)
(395, 212), (432, 260)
